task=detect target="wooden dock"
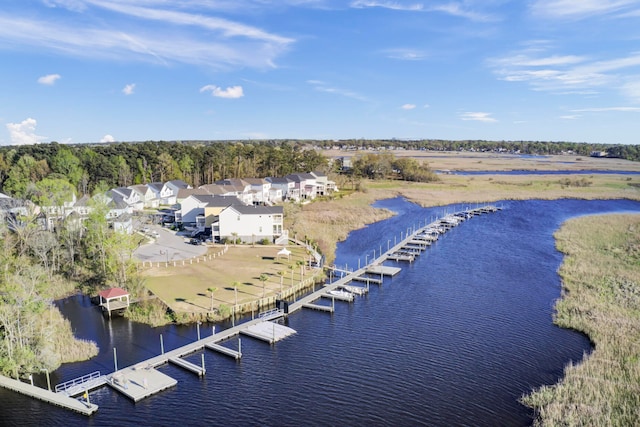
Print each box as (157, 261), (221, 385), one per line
(0, 375), (98, 416)
(302, 303), (335, 313)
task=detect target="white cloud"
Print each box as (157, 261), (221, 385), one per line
(571, 107), (640, 112)
(384, 48), (428, 61)
(560, 114), (581, 119)
(459, 112), (497, 122)
(200, 85), (244, 98)
(350, 0), (498, 22)
(307, 80), (368, 101)
(100, 134), (115, 143)
(0, 2), (293, 70)
(122, 83), (136, 95)
(37, 73), (61, 85)
(530, 0), (640, 19)
(5, 118), (46, 145)
(490, 48), (640, 97)
(402, 104), (416, 110)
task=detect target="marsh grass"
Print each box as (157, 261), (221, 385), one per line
(521, 214), (640, 426)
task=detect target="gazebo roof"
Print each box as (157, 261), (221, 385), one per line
(98, 287), (129, 299)
(277, 247), (291, 256)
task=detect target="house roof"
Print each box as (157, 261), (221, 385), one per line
(226, 204), (283, 215)
(147, 182), (164, 193)
(192, 194), (239, 207)
(177, 188), (210, 199)
(243, 178), (268, 185)
(286, 173), (316, 181)
(266, 177), (292, 184)
(112, 187), (133, 198)
(215, 178), (249, 187)
(166, 179), (190, 189)
(98, 287), (129, 299)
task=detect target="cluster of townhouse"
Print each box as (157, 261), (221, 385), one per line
(0, 172), (337, 244)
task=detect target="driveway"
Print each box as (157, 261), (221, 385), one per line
(133, 225), (208, 263)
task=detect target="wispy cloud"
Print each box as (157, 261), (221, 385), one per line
(122, 83), (136, 95)
(350, 0), (498, 22)
(560, 114), (581, 119)
(5, 118), (46, 145)
(571, 106), (640, 112)
(307, 80), (368, 101)
(530, 0), (640, 19)
(200, 85), (244, 98)
(38, 74), (61, 85)
(383, 48), (428, 61)
(490, 47), (640, 100)
(0, 1), (293, 70)
(459, 112), (497, 122)
(401, 104), (416, 110)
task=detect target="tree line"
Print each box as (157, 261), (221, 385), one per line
(0, 140), (330, 198)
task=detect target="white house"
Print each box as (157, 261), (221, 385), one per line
(178, 194), (238, 226)
(200, 183), (254, 205)
(243, 178), (271, 204)
(285, 173), (318, 199)
(129, 184), (160, 209)
(266, 177), (297, 201)
(110, 187), (144, 211)
(160, 180), (191, 205)
(217, 204), (284, 243)
(310, 171), (338, 195)
(147, 182), (164, 204)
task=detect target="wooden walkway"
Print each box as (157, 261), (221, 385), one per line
(0, 375), (98, 415)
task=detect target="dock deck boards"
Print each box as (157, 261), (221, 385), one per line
(0, 375), (98, 416)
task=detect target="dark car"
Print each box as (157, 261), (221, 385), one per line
(189, 238), (201, 245)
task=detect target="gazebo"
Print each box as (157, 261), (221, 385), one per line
(98, 287), (130, 318)
(277, 247), (291, 260)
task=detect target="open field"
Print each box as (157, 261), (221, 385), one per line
(521, 214), (640, 425)
(323, 149), (640, 172)
(142, 245), (316, 316)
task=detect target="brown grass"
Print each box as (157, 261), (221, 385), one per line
(521, 214), (640, 425)
(142, 244), (316, 316)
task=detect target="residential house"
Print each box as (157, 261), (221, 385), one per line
(266, 177), (297, 201)
(310, 171), (338, 196)
(217, 204), (284, 243)
(200, 183), (253, 205)
(178, 194), (238, 228)
(243, 178), (271, 204)
(146, 182), (164, 204)
(285, 173), (318, 200)
(160, 180), (191, 205)
(129, 184), (160, 209)
(110, 187), (144, 211)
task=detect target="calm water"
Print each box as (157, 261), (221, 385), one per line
(2, 198), (640, 427)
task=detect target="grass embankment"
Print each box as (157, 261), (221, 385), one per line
(521, 214), (640, 425)
(140, 244), (324, 324)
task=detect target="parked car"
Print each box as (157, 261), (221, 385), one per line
(189, 238), (202, 245)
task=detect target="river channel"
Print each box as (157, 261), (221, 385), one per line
(1, 198), (639, 426)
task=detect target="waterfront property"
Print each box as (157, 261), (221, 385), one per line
(0, 205), (499, 416)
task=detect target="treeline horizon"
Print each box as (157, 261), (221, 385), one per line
(0, 138), (638, 198)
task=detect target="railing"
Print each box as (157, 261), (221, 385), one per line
(258, 308), (283, 320)
(55, 371), (101, 393)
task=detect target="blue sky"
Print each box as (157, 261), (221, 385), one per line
(1, 0), (640, 146)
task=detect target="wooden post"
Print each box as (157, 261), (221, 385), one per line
(113, 347), (118, 372)
(201, 354), (206, 375)
(238, 338), (242, 356)
(160, 334), (164, 354)
(197, 322), (201, 341)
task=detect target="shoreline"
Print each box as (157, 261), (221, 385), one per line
(521, 213), (640, 425)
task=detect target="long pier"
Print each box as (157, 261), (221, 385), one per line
(1, 205), (500, 414)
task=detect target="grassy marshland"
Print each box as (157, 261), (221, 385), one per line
(521, 214), (640, 425)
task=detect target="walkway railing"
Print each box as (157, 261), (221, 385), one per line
(55, 371), (101, 394)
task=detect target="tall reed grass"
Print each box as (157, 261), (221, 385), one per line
(521, 214), (640, 426)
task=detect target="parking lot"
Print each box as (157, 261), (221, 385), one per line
(133, 225), (208, 263)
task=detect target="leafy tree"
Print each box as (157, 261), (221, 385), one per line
(50, 147), (84, 189)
